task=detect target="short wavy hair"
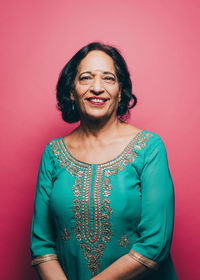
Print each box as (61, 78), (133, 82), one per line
(56, 42), (137, 123)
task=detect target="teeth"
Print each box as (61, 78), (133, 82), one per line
(89, 99), (105, 103)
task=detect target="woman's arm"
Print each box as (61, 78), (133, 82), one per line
(35, 260), (68, 280)
(91, 254), (151, 280)
(30, 144), (67, 279)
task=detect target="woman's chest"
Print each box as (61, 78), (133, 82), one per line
(50, 164), (142, 230)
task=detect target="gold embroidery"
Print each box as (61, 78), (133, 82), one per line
(119, 233), (130, 248)
(128, 249), (159, 270)
(49, 131), (153, 276)
(62, 227), (71, 241)
(31, 254), (58, 266)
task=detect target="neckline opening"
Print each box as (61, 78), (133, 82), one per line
(59, 130), (146, 166)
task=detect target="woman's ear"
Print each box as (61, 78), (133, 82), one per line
(70, 91), (75, 101)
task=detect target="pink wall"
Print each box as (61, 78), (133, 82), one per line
(1, 0), (199, 279)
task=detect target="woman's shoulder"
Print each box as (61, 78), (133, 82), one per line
(143, 129), (163, 142)
(40, 137), (63, 157)
(47, 136), (62, 144)
(141, 129), (168, 155)
(122, 124), (161, 140)
(125, 124), (164, 145)
(120, 124), (167, 157)
(44, 136), (62, 147)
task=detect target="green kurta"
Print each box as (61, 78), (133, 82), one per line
(30, 130), (177, 279)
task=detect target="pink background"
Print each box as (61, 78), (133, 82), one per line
(1, 0), (200, 279)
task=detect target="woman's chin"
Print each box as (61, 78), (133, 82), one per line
(83, 111), (111, 122)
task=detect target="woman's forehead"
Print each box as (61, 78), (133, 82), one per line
(78, 51), (116, 73)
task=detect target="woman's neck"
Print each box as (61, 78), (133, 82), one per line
(74, 115), (126, 143)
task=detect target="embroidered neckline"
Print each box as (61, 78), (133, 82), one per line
(59, 130), (146, 167)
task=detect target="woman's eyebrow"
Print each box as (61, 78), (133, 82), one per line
(80, 71), (116, 78)
(104, 71), (116, 77)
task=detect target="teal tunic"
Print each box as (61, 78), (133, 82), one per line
(30, 130), (177, 279)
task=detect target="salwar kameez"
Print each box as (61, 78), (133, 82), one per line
(30, 130), (177, 279)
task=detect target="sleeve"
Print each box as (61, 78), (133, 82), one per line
(128, 137), (175, 270)
(30, 144), (58, 266)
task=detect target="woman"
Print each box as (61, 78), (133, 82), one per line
(30, 42), (177, 280)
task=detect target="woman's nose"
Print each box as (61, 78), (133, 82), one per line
(91, 77), (104, 93)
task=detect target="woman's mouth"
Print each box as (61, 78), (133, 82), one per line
(86, 97), (108, 106)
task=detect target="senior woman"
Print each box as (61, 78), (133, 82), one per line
(30, 42), (177, 280)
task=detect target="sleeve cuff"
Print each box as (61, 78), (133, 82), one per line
(128, 249), (159, 270)
(31, 254), (58, 266)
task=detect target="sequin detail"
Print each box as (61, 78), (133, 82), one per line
(62, 227), (71, 241)
(49, 131), (153, 276)
(119, 233), (130, 248)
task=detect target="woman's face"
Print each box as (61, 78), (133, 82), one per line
(71, 50), (121, 121)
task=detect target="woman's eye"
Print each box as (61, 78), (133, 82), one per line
(104, 77), (115, 81)
(80, 76), (91, 80)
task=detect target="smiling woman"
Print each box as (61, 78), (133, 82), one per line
(30, 42), (177, 280)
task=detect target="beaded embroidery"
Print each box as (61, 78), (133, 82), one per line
(119, 233), (130, 248)
(62, 227), (71, 241)
(49, 131), (153, 276)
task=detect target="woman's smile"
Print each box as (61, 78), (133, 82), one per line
(85, 96), (109, 106)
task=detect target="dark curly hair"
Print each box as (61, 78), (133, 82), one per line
(56, 41), (137, 123)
